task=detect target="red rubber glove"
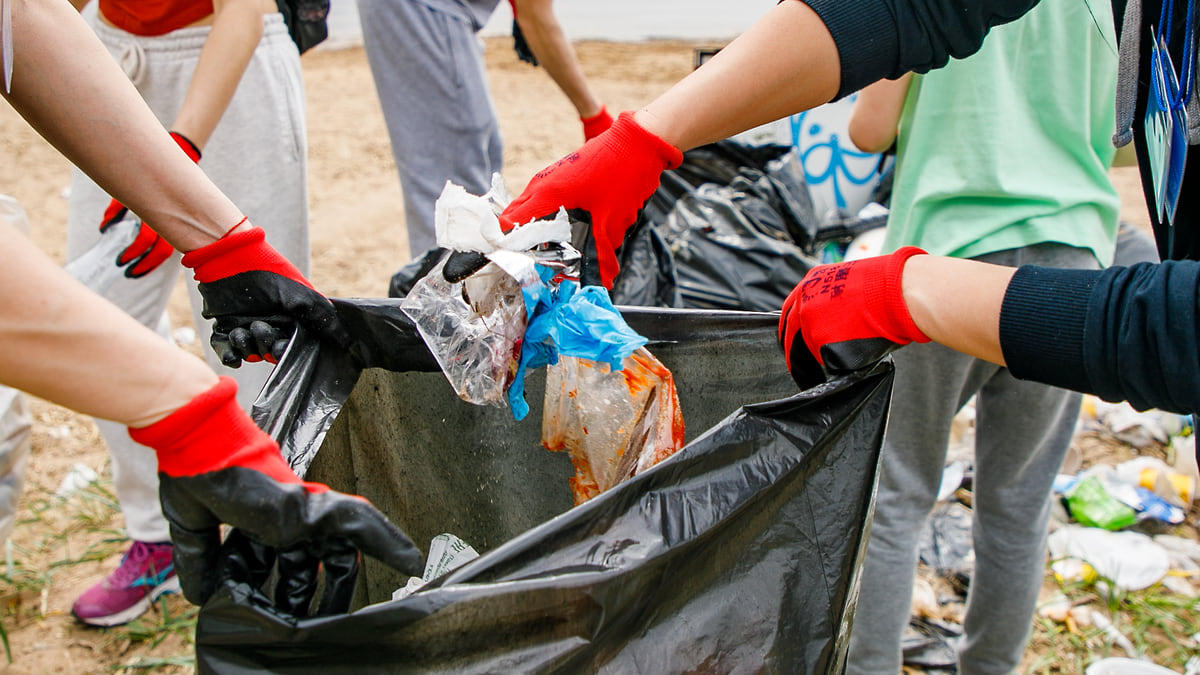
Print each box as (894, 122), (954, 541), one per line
(778, 247), (932, 390)
(501, 111), (682, 288)
(181, 225), (352, 367)
(99, 131), (201, 278)
(581, 105), (613, 141)
(133, 376), (423, 612)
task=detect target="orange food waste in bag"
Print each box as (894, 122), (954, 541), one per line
(541, 347), (685, 504)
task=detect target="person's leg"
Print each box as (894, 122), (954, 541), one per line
(847, 342), (995, 674)
(0, 202), (34, 546)
(358, 0), (503, 260)
(67, 170), (179, 625)
(957, 244), (1095, 674)
(0, 386), (30, 545)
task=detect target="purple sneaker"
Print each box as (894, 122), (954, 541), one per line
(72, 540), (179, 627)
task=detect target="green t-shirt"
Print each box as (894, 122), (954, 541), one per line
(882, 0), (1121, 265)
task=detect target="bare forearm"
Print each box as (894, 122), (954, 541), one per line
(172, 0), (266, 149)
(1, 0), (244, 250)
(846, 73), (910, 153)
(0, 222), (216, 427)
(902, 255), (1014, 366)
(513, 0), (602, 118)
(635, 0), (839, 150)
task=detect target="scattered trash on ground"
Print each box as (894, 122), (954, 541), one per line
(903, 396), (1200, 671)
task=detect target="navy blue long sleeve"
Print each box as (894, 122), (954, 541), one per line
(1000, 263), (1200, 414)
(798, 0), (1041, 98)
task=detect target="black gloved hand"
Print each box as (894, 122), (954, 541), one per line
(180, 225), (352, 367)
(131, 376), (423, 612)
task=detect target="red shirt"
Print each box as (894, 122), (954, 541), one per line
(99, 0), (214, 36)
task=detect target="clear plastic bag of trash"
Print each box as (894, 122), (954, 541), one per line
(399, 255), (527, 407)
(542, 348), (685, 504)
(399, 179), (575, 408)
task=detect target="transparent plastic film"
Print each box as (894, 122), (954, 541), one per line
(399, 256), (526, 407)
(542, 347), (685, 504)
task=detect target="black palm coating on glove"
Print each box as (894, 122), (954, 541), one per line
(197, 270), (352, 367)
(159, 467), (423, 613)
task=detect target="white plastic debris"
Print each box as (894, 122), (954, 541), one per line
(1047, 525), (1170, 591)
(433, 178), (570, 255)
(392, 533), (479, 601)
(54, 463), (99, 499)
(172, 326), (197, 347)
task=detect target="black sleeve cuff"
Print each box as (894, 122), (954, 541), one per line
(999, 265), (1097, 395)
(797, 0), (1041, 100)
(798, 0), (900, 99)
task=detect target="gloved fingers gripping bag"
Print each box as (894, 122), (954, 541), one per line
(202, 299), (894, 674)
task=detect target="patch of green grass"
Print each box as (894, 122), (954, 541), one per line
(119, 595), (198, 651)
(0, 618), (10, 664)
(1, 469), (196, 671)
(1027, 568), (1200, 672)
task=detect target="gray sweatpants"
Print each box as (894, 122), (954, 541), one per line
(846, 243), (1098, 675)
(358, 0), (503, 260)
(65, 14), (309, 543)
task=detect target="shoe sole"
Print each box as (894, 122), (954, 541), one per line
(73, 575), (181, 628)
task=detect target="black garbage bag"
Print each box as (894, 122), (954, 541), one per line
(585, 141), (821, 311)
(593, 140), (891, 312)
(901, 617), (963, 670)
(198, 299), (894, 674)
(387, 141), (892, 311)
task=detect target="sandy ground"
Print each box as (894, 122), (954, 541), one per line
(0, 36), (1165, 674)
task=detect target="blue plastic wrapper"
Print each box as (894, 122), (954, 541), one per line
(508, 267), (648, 419)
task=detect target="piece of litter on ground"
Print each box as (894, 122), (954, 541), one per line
(1047, 525), (1170, 590)
(44, 424), (72, 440)
(171, 326), (196, 346)
(1089, 612), (1138, 658)
(54, 463), (98, 498)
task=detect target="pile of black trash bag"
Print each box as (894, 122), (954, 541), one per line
(391, 140), (891, 311)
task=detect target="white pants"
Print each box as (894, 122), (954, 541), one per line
(0, 198), (33, 544)
(65, 14), (310, 542)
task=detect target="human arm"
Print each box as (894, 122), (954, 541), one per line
(496, 0), (1039, 286)
(3, 0), (349, 364)
(634, 0), (1040, 151)
(510, 0), (610, 140)
(780, 247), (1200, 415)
(3, 0), (239, 250)
(171, 0), (270, 150)
(0, 221), (422, 610)
(846, 73), (911, 154)
(98, 0), (271, 277)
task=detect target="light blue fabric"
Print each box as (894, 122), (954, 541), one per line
(506, 268), (647, 420)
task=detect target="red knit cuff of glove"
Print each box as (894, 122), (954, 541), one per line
(180, 225), (314, 289)
(130, 376), (302, 486)
(170, 131), (202, 163)
(581, 105), (614, 141)
(864, 245), (932, 345)
(607, 111), (683, 171)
